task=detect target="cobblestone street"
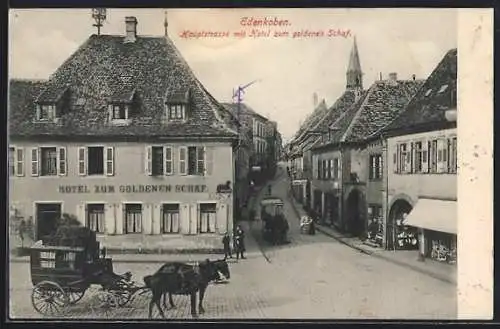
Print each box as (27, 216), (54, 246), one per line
(9, 167), (457, 320)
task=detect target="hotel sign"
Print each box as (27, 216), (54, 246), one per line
(58, 184), (208, 194)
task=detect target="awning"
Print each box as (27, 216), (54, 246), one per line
(404, 199), (457, 235)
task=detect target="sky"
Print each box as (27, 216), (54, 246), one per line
(9, 8), (457, 142)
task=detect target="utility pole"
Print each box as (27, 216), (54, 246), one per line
(232, 79), (260, 148)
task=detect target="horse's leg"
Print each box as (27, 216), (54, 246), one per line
(190, 292), (198, 318)
(162, 292), (167, 309)
(169, 293), (175, 308)
(198, 286), (206, 314)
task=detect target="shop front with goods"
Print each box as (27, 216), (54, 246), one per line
(404, 198), (457, 264)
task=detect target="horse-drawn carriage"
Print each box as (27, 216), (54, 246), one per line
(29, 226), (144, 317)
(260, 197), (289, 245)
(28, 225), (232, 318)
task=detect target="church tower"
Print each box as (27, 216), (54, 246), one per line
(346, 36), (363, 91)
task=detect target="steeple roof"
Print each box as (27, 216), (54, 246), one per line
(347, 36), (362, 73)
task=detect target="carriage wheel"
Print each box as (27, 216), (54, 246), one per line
(31, 281), (69, 317)
(112, 289), (132, 307)
(67, 290), (85, 305)
(92, 291), (119, 319)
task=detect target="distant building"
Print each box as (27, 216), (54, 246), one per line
(9, 16), (238, 246)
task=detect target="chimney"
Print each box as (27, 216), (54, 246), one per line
(164, 11), (168, 36)
(313, 93), (318, 108)
(124, 16), (138, 43)
(379, 72), (382, 81)
(388, 72), (398, 81)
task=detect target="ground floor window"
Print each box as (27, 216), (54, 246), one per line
(162, 204), (180, 233)
(87, 204), (105, 233)
(199, 203), (216, 233)
(125, 204), (142, 233)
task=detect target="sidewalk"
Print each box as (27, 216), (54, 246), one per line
(286, 185), (457, 285)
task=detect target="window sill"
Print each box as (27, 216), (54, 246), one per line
(109, 119), (131, 126)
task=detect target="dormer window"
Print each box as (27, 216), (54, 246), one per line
(168, 104), (186, 120)
(112, 104), (128, 120)
(36, 104), (57, 121)
(166, 89), (190, 122)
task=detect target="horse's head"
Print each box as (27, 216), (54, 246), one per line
(216, 260), (230, 279)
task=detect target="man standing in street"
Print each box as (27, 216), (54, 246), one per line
(234, 225), (246, 260)
(222, 232), (232, 260)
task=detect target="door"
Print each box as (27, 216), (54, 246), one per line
(36, 203), (62, 240)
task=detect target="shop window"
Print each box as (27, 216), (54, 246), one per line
(40, 147), (58, 176)
(199, 203), (216, 233)
(162, 204), (180, 233)
(369, 154), (383, 180)
(9, 147), (15, 176)
(87, 204), (105, 233)
(125, 204), (142, 234)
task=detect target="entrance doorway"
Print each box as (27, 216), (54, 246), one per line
(346, 190), (364, 237)
(36, 203), (62, 240)
(387, 199), (414, 250)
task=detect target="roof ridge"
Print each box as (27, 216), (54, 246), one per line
(10, 78), (47, 83)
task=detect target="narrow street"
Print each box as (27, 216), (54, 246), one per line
(9, 164), (456, 319)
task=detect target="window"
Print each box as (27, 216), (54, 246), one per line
(87, 204), (105, 233)
(368, 204), (383, 221)
(369, 154), (383, 180)
(185, 146), (205, 176)
(322, 160), (327, 179)
(79, 146), (114, 176)
(430, 140), (438, 173)
(40, 147), (57, 176)
(112, 104), (127, 120)
(317, 159), (322, 179)
(152, 146), (164, 176)
(438, 85), (449, 93)
(333, 158), (340, 179)
(37, 104), (56, 121)
(448, 137), (457, 173)
(162, 204), (180, 233)
(125, 204), (142, 234)
(167, 104), (186, 120)
(414, 142), (423, 173)
(199, 203), (216, 233)
(88, 147), (104, 175)
(398, 144), (408, 173)
(9, 147), (15, 176)
(329, 159), (334, 179)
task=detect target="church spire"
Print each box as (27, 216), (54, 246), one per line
(346, 36), (363, 90)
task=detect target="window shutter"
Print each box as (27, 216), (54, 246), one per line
(105, 147), (114, 176)
(421, 141), (429, 173)
(145, 146), (152, 176)
(444, 139), (450, 173)
(179, 147), (187, 175)
(31, 148), (39, 176)
(164, 146), (173, 175)
(15, 147), (25, 177)
(408, 142), (414, 174)
(116, 203), (124, 235)
(57, 147), (67, 176)
(77, 203), (86, 227)
(437, 139), (445, 173)
(107, 104), (113, 122)
(205, 146), (214, 176)
(78, 147), (87, 176)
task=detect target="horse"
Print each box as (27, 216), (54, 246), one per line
(159, 259), (230, 310)
(143, 259), (228, 318)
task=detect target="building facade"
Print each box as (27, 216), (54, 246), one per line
(383, 49), (457, 261)
(9, 16), (238, 246)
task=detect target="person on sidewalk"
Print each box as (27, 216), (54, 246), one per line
(222, 232), (232, 260)
(234, 225), (246, 259)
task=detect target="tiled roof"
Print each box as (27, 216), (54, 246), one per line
(10, 34), (237, 139)
(383, 49), (457, 134)
(9, 79), (47, 129)
(313, 78), (423, 149)
(312, 91), (357, 133)
(294, 99), (328, 141)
